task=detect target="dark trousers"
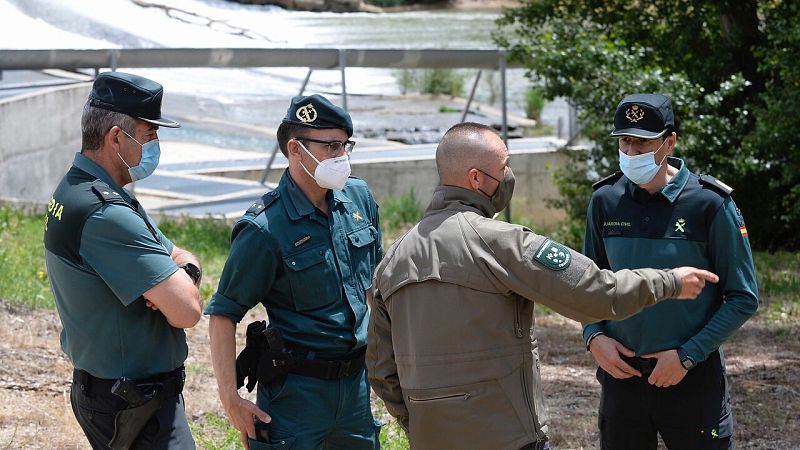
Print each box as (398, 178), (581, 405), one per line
(597, 350), (733, 450)
(70, 370), (195, 450)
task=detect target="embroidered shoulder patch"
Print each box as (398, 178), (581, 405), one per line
(533, 238), (572, 271)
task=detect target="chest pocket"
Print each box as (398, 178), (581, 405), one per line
(283, 244), (341, 311)
(347, 225), (378, 291)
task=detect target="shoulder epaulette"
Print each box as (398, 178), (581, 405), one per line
(592, 171), (623, 191)
(246, 190), (280, 216)
(699, 174), (733, 196)
(90, 180), (125, 204)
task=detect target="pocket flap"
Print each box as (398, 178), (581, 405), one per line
(284, 246), (326, 271)
(348, 226), (377, 248)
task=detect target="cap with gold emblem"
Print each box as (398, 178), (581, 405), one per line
(610, 93), (674, 139)
(282, 94), (353, 137)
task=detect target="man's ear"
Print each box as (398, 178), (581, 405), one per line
(467, 168), (481, 189)
(666, 131), (677, 153)
(105, 125), (122, 148)
(286, 138), (301, 159)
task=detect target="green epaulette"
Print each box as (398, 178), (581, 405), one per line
(699, 174), (733, 196)
(592, 171), (623, 191)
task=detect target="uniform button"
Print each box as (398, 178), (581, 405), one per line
(644, 216), (650, 222)
(291, 261), (296, 266)
(318, 250), (323, 255)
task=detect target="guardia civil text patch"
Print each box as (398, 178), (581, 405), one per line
(533, 238), (571, 271)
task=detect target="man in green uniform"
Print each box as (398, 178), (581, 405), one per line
(582, 94), (759, 449)
(44, 71), (203, 449)
(207, 94), (383, 449)
(366, 122), (718, 450)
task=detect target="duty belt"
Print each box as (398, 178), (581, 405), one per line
(282, 346), (366, 380)
(73, 366), (186, 399)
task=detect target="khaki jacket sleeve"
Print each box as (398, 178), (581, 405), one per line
(466, 218), (680, 324)
(366, 288), (409, 429)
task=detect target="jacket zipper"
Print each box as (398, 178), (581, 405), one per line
(407, 393), (471, 402)
(521, 366), (544, 441)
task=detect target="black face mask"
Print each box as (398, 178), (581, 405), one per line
(477, 167), (515, 213)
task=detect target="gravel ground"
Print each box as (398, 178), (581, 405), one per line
(1, 302), (797, 449)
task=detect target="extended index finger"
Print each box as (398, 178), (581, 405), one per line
(696, 269), (719, 284)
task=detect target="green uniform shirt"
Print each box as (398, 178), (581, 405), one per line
(582, 158), (759, 363)
(205, 170), (382, 354)
(44, 153), (185, 379)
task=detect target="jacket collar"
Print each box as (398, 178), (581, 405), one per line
(72, 152), (134, 203)
(425, 185), (495, 218)
(626, 157), (689, 203)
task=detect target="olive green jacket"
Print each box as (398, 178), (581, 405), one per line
(366, 186), (681, 450)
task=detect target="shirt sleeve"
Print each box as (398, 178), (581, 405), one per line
(205, 219), (278, 322)
(681, 198), (759, 363)
(582, 196), (609, 344)
(80, 204), (177, 306)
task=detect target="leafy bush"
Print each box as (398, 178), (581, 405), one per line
(496, 0), (800, 250)
(395, 69), (466, 97)
(524, 86), (546, 122)
(379, 190), (423, 235)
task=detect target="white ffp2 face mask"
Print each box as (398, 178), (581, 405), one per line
(297, 141), (351, 190)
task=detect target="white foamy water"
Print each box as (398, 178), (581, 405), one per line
(1, 0), (508, 98)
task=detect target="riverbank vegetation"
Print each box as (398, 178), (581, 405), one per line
(497, 0), (800, 251)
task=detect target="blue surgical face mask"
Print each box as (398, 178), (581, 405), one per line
(618, 139), (668, 185)
(118, 129), (160, 182)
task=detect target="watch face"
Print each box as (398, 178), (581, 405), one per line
(681, 357), (695, 370)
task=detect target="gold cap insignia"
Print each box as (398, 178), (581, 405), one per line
(296, 103), (317, 123)
(626, 105), (645, 123)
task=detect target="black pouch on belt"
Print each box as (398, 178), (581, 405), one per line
(108, 378), (162, 450)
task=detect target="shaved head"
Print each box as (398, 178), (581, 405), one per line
(436, 122), (507, 188)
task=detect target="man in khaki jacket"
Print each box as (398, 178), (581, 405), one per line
(366, 122), (718, 450)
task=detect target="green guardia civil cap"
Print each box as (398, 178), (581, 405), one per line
(89, 71), (180, 128)
(282, 94), (352, 137)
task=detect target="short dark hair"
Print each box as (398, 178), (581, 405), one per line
(276, 122), (308, 157)
(443, 122), (499, 138)
(80, 100), (136, 152)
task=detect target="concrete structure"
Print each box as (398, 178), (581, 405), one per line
(0, 82), (90, 206)
(210, 147), (569, 227)
(0, 81), (569, 227)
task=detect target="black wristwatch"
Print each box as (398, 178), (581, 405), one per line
(677, 348), (696, 370)
(180, 263), (202, 286)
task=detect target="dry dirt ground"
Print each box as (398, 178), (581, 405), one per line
(0, 302), (797, 450)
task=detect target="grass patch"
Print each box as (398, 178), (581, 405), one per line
(378, 190), (423, 240)
(0, 207), (51, 308)
(0, 207), (232, 309)
(189, 412), (242, 450)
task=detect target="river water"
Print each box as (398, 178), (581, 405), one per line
(2, 0), (567, 147)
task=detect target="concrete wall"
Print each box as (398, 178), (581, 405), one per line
(219, 149), (568, 227)
(0, 83), (90, 204)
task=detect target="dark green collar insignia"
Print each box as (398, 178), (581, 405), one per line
(533, 238), (572, 271)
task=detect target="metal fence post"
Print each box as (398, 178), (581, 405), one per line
(339, 49), (348, 112)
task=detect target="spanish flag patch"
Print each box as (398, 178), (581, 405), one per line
(740, 226), (748, 237)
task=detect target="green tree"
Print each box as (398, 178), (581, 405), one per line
(496, 0), (800, 249)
